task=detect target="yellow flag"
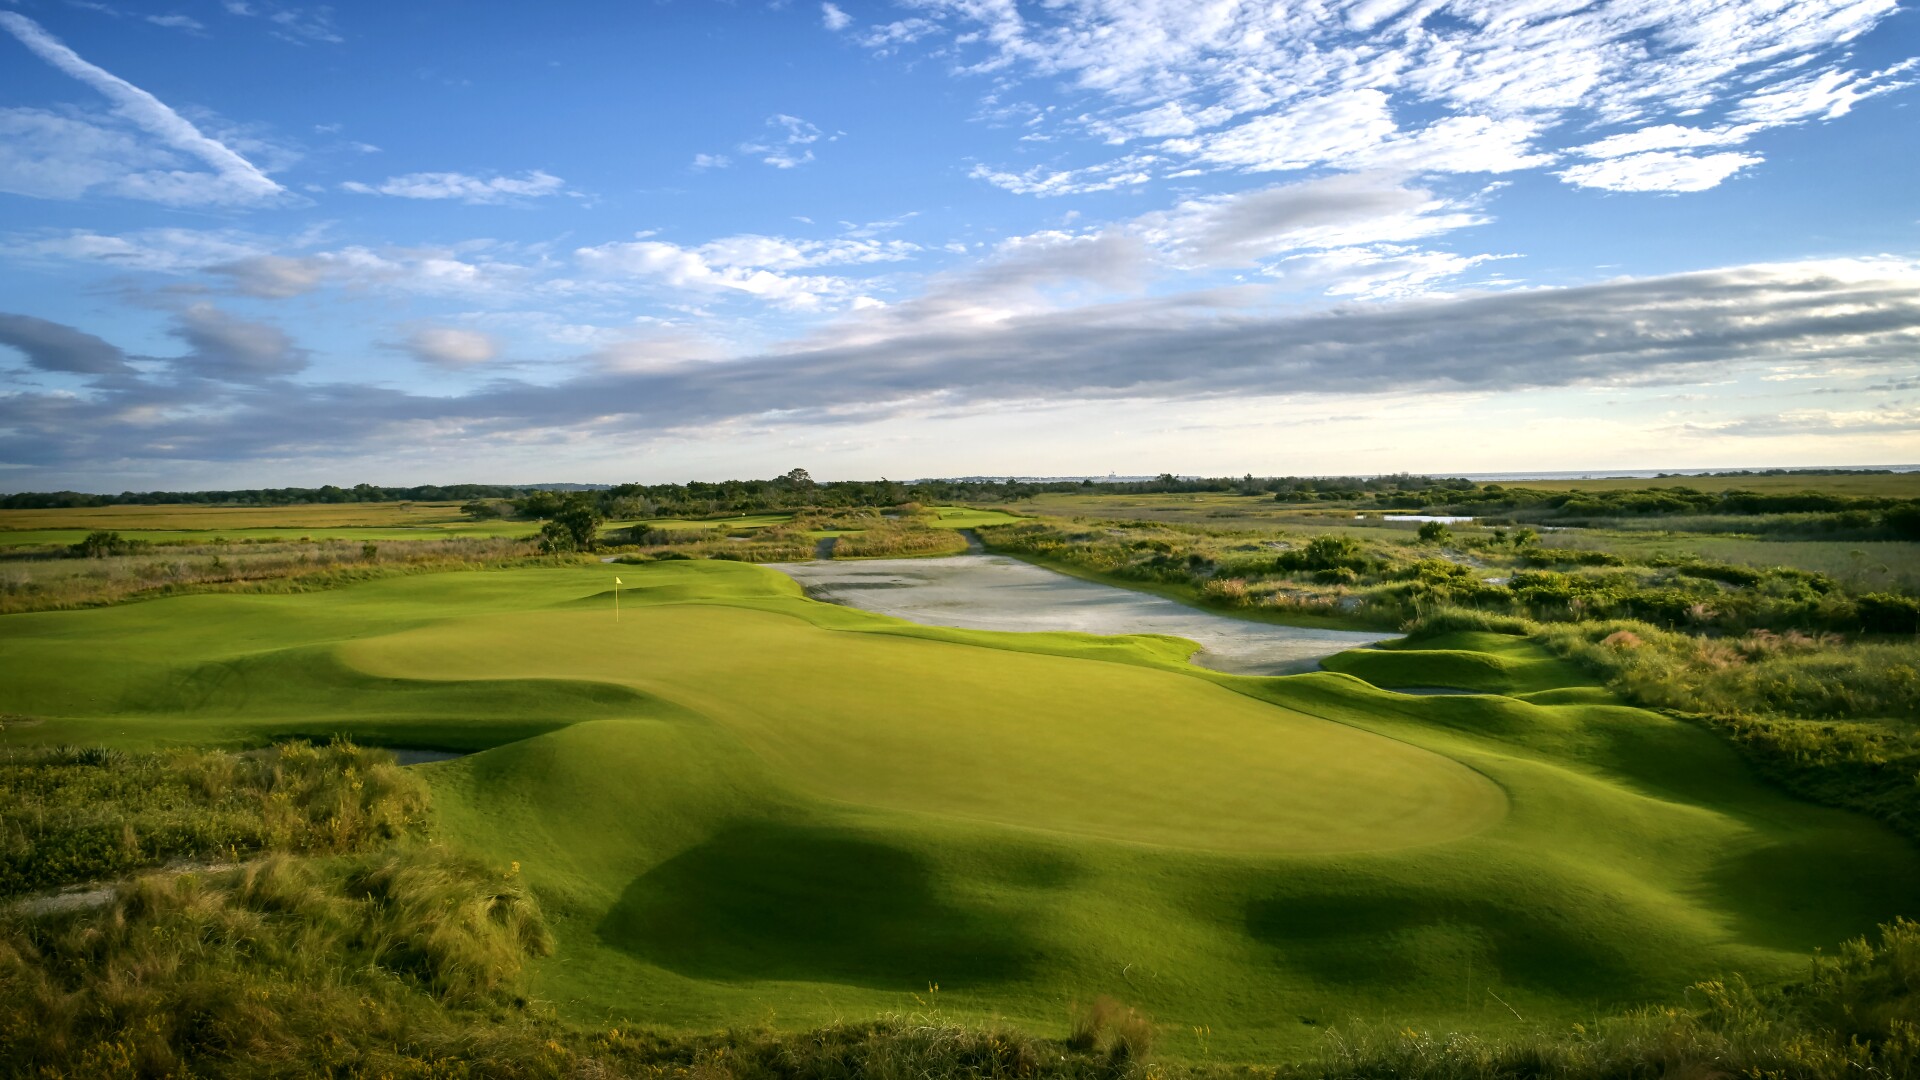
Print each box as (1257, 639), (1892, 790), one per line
(614, 577), (623, 584)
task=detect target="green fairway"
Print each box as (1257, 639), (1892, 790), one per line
(925, 506), (1026, 528)
(2, 559), (1917, 1059)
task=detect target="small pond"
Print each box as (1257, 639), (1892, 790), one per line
(1359, 514), (1478, 524)
(387, 748), (470, 766)
(772, 552), (1394, 675)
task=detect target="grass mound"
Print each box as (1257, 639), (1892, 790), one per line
(1322, 631), (1595, 695)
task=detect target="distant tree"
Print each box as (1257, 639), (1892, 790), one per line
(1418, 521), (1452, 544)
(1513, 527), (1539, 547)
(783, 467), (815, 490)
(516, 490), (566, 520)
(460, 499), (503, 520)
(539, 494), (605, 553)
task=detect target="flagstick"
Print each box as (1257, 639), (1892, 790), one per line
(614, 576), (620, 622)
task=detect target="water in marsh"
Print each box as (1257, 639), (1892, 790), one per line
(771, 551), (1395, 675)
(388, 748), (470, 766)
(1363, 514), (1477, 523)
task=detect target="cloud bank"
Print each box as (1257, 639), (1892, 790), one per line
(3, 258), (1916, 471)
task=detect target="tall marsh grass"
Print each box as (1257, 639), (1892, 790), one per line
(0, 536), (541, 615)
(0, 742), (427, 897)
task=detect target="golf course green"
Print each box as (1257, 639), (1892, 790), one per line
(2, 558), (1915, 1059)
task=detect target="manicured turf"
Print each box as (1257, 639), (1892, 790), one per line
(925, 506), (1026, 528)
(2, 559), (1917, 1060)
(1321, 631), (1594, 695)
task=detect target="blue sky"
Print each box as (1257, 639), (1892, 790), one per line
(1, 0), (1917, 490)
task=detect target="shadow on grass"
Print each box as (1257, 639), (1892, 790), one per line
(598, 823), (1036, 989)
(1246, 893), (1647, 1000)
(1700, 831), (1920, 953)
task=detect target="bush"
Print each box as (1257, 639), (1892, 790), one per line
(1859, 592), (1920, 634)
(69, 531), (145, 558)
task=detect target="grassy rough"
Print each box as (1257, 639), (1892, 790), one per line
(0, 742), (427, 896)
(0, 849), (552, 1078)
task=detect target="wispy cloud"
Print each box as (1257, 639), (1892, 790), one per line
(221, 1), (342, 45)
(574, 231), (907, 311)
(145, 14), (206, 33)
(906, 0), (1912, 196)
(340, 170), (569, 204)
(1559, 151), (1764, 194)
(0, 13), (284, 205)
(741, 114), (826, 169)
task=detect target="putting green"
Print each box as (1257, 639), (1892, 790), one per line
(341, 604), (1505, 853)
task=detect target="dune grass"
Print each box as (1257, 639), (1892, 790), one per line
(3, 558), (1918, 1061)
(0, 741), (426, 896)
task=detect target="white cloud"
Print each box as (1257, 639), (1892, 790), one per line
(169, 303), (308, 381)
(821, 2), (852, 31)
(1264, 246), (1509, 301)
(1, 226), (270, 273)
(145, 14), (206, 31)
(1159, 90), (1398, 173)
(1136, 173), (1486, 268)
(207, 254), (330, 297)
(691, 153), (731, 170)
(969, 156), (1156, 196)
(223, 1), (343, 44)
(897, 0), (1911, 195)
(340, 170), (568, 204)
(0, 13), (284, 205)
(10, 257), (1916, 478)
(1575, 123), (1764, 158)
(1732, 59), (1920, 125)
(0, 226), (550, 302)
(741, 114), (825, 169)
(400, 326), (500, 367)
(1559, 151), (1763, 193)
(1697, 405), (1920, 437)
(1084, 101), (1236, 143)
(857, 18), (940, 51)
(574, 235), (879, 311)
